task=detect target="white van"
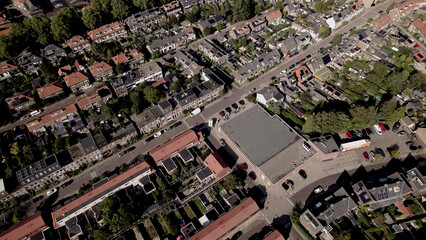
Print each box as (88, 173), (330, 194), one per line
(30, 110), (42, 116)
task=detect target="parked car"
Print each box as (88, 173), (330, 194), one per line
(406, 141), (413, 147)
(145, 136), (154, 143)
(314, 186), (323, 194)
(173, 121), (182, 128)
(282, 182), (290, 190)
(300, 58), (306, 63)
(20, 115), (30, 121)
(286, 180), (294, 189)
(30, 110), (42, 116)
(248, 171), (256, 180)
(365, 128), (372, 135)
(288, 54), (294, 58)
(154, 131), (162, 138)
(46, 188), (58, 196)
(356, 130), (362, 138)
(249, 88), (256, 93)
(299, 169), (307, 179)
(239, 100), (245, 106)
(219, 139), (226, 147)
(378, 123), (386, 132)
(294, 51), (299, 55)
(219, 111), (225, 117)
(363, 151), (369, 160)
(346, 131), (353, 139)
(397, 131), (406, 136)
(164, 127), (171, 132)
(362, 129), (368, 137)
(410, 133), (417, 140)
(60, 180), (73, 189)
(377, 148), (385, 158)
(225, 107), (232, 113)
(392, 121), (401, 132)
(231, 103), (239, 110)
(370, 151), (376, 160)
(240, 163), (248, 171)
(306, 54), (312, 58)
(280, 69), (287, 74)
(231, 231), (242, 240)
(289, 64), (295, 69)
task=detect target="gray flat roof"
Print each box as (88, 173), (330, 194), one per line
(220, 105), (315, 183)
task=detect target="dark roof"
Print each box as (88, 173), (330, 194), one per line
(179, 148), (194, 162)
(80, 136), (99, 155)
(309, 135), (340, 154)
(196, 167), (213, 181)
(162, 158), (178, 173)
(16, 154), (61, 185)
(93, 132), (108, 149)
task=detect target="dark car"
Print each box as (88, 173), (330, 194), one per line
(173, 121), (182, 128)
(225, 107), (232, 113)
(377, 148), (385, 158)
(306, 54), (312, 58)
(300, 58), (306, 63)
(60, 180), (74, 189)
(282, 182), (290, 190)
(231, 231), (242, 240)
(289, 64), (295, 69)
(240, 163), (248, 171)
(392, 122), (401, 132)
(231, 103), (239, 110)
(145, 136), (155, 143)
(239, 100), (245, 106)
(32, 195), (44, 203)
(406, 141), (413, 147)
(362, 129), (368, 137)
(299, 169), (307, 179)
(366, 128), (373, 135)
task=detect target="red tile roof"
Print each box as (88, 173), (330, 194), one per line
(51, 161), (152, 228)
(0, 17), (10, 26)
(263, 230), (285, 240)
(88, 22), (125, 41)
(67, 35), (89, 49)
(205, 152), (229, 179)
(36, 81), (63, 99)
(89, 61), (112, 76)
(292, 65), (311, 82)
(64, 71), (88, 87)
(393, 0), (416, 16)
(395, 201), (414, 216)
(58, 64), (72, 76)
(0, 212), (48, 240)
(150, 130), (203, 163)
(77, 91), (101, 109)
(0, 28), (10, 36)
(185, 27), (195, 37)
(411, 19), (426, 35)
(163, 0), (180, 12)
(189, 198), (260, 240)
(26, 103), (77, 132)
(266, 10), (282, 21)
(112, 49), (144, 65)
(371, 14), (391, 31)
(233, 24), (251, 35)
(0, 61), (17, 74)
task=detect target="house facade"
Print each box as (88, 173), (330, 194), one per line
(88, 22), (128, 44)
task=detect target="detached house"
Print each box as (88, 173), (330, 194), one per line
(64, 71), (89, 92)
(37, 81), (63, 100)
(266, 9), (282, 26)
(67, 35), (91, 54)
(248, 16), (267, 32)
(42, 44), (67, 66)
(280, 38), (298, 56)
(256, 86), (284, 106)
(229, 24), (251, 39)
(163, 0), (182, 16)
(0, 61), (18, 81)
(16, 52), (41, 76)
(5, 91), (34, 112)
(89, 61), (113, 81)
(88, 22), (128, 44)
(112, 49), (144, 68)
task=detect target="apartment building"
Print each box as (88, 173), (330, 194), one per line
(248, 16), (267, 32)
(16, 154), (61, 188)
(137, 61), (163, 84)
(5, 91), (34, 112)
(0, 212), (49, 240)
(174, 49), (204, 77)
(88, 22), (128, 44)
(408, 19), (426, 39)
(147, 28), (195, 54)
(180, 0), (203, 13)
(163, 0), (182, 16)
(110, 69), (143, 97)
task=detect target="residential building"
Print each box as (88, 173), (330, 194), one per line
(388, 0), (419, 20)
(137, 61), (163, 83)
(179, 148), (194, 163)
(89, 61), (113, 81)
(133, 99), (177, 134)
(174, 49), (204, 77)
(189, 198), (260, 240)
(180, 0), (202, 13)
(109, 69), (143, 97)
(79, 133), (107, 163)
(352, 172), (411, 210)
(232, 49), (281, 84)
(12, 0), (43, 17)
(51, 161), (153, 229)
(280, 38), (298, 56)
(5, 91), (34, 112)
(292, 65), (312, 82)
(248, 16), (267, 32)
(263, 230), (285, 240)
(401, 116), (416, 131)
(320, 83), (344, 100)
(408, 19), (426, 39)
(256, 86), (284, 105)
(16, 154), (61, 187)
(295, 32), (312, 48)
(149, 130), (203, 164)
(0, 62), (18, 81)
(64, 71), (89, 92)
(0, 16), (11, 36)
(406, 168), (426, 194)
(42, 44), (67, 66)
(77, 87), (111, 110)
(147, 29), (195, 54)
(37, 81), (64, 100)
(300, 188), (357, 238)
(204, 152), (230, 179)
(16, 52), (41, 76)
(0, 178), (7, 199)
(266, 10), (282, 26)
(125, 8), (166, 34)
(198, 39), (229, 65)
(371, 14), (392, 31)
(26, 103), (78, 135)
(197, 14), (224, 32)
(88, 22), (128, 44)
(0, 212), (49, 240)
(163, 0), (182, 16)
(229, 24), (251, 39)
(112, 49), (144, 68)
(67, 35), (91, 54)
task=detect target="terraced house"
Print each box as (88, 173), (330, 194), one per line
(112, 48), (145, 69)
(125, 7), (166, 34)
(64, 71), (89, 92)
(89, 61), (113, 81)
(67, 35), (91, 54)
(88, 22), (128, 44)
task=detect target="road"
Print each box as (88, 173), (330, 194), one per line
(20, 0), (401, 230)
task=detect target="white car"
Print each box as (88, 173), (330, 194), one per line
(219, 139), (226, 147)
(280, 69), (287, 74)
(20, 115), (30, 121)
(154, 131), (162, 138)
(30, 110), (42, 116)
(46, 188), (58, 196)
(314, 187), (323, 194)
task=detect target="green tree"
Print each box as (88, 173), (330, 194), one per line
(378, 100), (404, 123)
(350, 106), (378, 128)
(337, 230), (351, 240)
(170, 79), (183, 93)
(0, 35), (16, 59)
(203, 26), (213, 36)
(114, 63), (125, 75)
(151, 51), (159, 59)
(407, 72), (426, 89)
(274, 0), (284, 10)
(54, 137), (66, 153)
(373, 62), (388, 76)
(100, 102), (113, 116)
(332, 34), (342, 46)
(93, 228), (109, 240)
(22, 144), (37, 166)
(82, 8), (102, 30)
(93, 0), (111, 13)
(111, 0), (130, 20)
(315, 2), (324, 12)
(9, 142), (20, 156)
(303, 111), (351, 134)
(268, 102), (281, 115)
(319, 26), (331, 38)
(51, 7), (81, 42)
(233, 0), (254, 21)
(40, 57), (56, 82)
(133, 0), (153, 10)
(143, 85), (163, 104)
(223, 174), (240, 190)
(130, 91), (141, 115)
(290, 211), (300, 223)
(30, 16), (53, 46)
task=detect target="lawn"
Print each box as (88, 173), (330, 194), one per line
(184, 204), (196, 219)
(225, 68), (232, 74)
(144, 220), (158, 239)
(193, 199), (206, 214)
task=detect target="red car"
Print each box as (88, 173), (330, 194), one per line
(288, 54), (294, 58)
(300, 58), (306, 63)
(219, 111), (225, 117)
(363, 151), (370, 160)
(346, 131), (353, 139)
(378, 123), (386, 132)
(240, 163), (248, 171)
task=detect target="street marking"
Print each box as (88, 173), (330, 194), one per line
(183, 120), (190, 128)
(91, 171), (97, 179)
(199, 113), (206, 121)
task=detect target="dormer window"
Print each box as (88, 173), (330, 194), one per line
(97, 66), (102, 71)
